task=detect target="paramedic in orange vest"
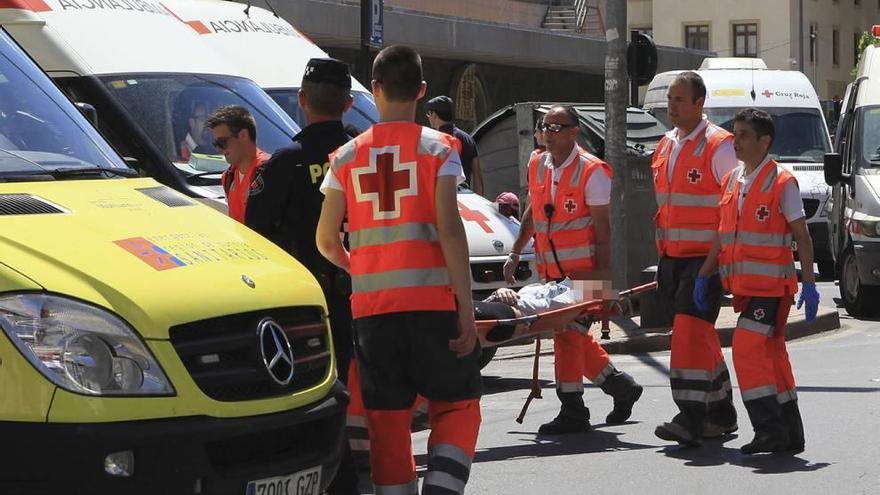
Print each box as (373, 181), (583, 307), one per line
(503, 106), (643, 435)
(652, 72), (740, 447)
(695, 108), (818, 455)
(317, 45), (481, 495)
(208, 105), (271, 223)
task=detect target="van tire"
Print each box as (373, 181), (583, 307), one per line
(839, 245), (880, 317)
(817, 260), (836, 280)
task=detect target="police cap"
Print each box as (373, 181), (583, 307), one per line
(302, 58), (352, 89)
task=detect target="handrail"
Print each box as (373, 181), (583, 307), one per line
(574, 0), (603, 34)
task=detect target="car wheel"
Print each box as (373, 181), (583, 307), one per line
(478, 346), (497, 369)
(839, 245), (880, 317)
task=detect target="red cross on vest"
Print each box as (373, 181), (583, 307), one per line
(687, 168), (702, 184)
(756, 204), (770, 222)
(761, 90), (773, 98)
(564, 198), (578, 213)
(352, 147), (417, 220)
(458, 201), (493, 233)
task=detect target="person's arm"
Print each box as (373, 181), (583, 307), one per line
(471, 156), (484, 196)
(711, 139), (739, 185)
(435, 174), (477, 357)
(504, 203), (534, 284)
(790, 218), (814, 283)
(316, 188), (351, 273)
(698, 234), (722, 277)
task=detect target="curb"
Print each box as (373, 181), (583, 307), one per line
(493, 308), (841, 360)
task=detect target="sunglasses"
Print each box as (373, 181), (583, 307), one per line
(539, 123), (576, 133)
(212, 135), (235, 150)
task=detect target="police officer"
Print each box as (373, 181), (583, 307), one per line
(243, 58), (358, 493)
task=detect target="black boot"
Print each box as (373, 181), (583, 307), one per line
(600, 371), (644, 424)
(741, 396), (789, 455)
(655, 408), (705, 447)
(539, 390), (591, 435)
(704, 392), (738, 438)
(781, 400), (805, 453)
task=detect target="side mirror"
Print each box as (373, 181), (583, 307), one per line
(824, 153), (842, 186)
(74, 102), (98, 127)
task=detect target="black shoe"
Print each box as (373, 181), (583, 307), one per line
(606, 383), (643, 424)
(538, 415), (591, 435)
(740, 431), (791, 455)
(702, 421), (738, 438)
(654, 422), (702, 447)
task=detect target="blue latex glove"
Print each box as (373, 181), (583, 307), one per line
(693, 276), (709, 313)
(796, 281), (820, 322)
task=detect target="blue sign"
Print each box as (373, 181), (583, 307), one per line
(369, 0), (384, 47)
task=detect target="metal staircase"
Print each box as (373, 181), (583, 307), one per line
(541, 0), (604, 36)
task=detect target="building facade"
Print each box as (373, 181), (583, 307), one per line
(629, 0), (879, 98)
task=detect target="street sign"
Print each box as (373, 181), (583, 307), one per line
(369, 0), (384, 47)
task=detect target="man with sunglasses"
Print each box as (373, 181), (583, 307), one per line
(425, 95), (484, 196)
(504, 106), (643, 435)
(207, 105), (270, 223)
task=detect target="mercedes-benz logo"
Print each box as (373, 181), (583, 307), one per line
(257, 318), (295, 386)
(492, 239), (504, 252)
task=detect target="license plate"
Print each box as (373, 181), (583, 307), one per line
(246, 466), (321, 495)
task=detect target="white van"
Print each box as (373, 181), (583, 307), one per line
(161, 0), (540, 295)
(644, 58), (835, 278)
(0, 0), (303, 208)
(824, 27), (880, 317)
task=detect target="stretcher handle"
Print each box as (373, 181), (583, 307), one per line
(515, 338), (542, 424)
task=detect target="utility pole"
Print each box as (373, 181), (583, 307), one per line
(605, 0), (627, 290)
(359, 0), (371, 84)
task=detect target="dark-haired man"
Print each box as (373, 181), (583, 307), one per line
(695, 108), (817, 455)
(317, 45), (481, 495)
(652, 71), (740, 447)
(207, 105), (270, 223)
(425, 95), (483, 195)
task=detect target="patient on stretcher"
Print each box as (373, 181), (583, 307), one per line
(475, 278), (591, 344)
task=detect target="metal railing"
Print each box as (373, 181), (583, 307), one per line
(574, 0), (603, 34)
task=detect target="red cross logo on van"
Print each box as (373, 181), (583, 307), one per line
(352, 147), (417, 220)
(756, 205), (770, 222)
(687, 168), (702, 184)
(762, 90), (773, 98)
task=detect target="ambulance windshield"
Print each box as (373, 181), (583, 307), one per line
(101, 74), (300, 177)
(268, 89), (379, 135)
(705, 107), (830, 163)
(0, 34), (125, 175)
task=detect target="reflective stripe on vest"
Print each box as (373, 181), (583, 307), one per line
(655, 192), (721, 208)
(719, 260), (796, 279)
(534, 216), (594, 234)
(655, 228), (717, 242)
(352, 267), (451, 293)
(349, 222), (439, 249)
(719, 231), (793, 248)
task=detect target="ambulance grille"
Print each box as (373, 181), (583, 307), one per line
(0, 194), (65, 215)
(169, 306), (331, 402)
(136, 186), (195, 207)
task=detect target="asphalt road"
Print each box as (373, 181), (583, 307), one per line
(409, 280), (880, 495)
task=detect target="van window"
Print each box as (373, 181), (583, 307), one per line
(101, 74), (300, 175)
(704, 107), (829, 163)
(0, 48), (124, 174)
(859, 107), (880, 167)
(269, 89), (379, 134)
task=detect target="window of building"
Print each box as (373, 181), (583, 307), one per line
(685, 24), (710, 51)
(833, 27), (840, 66)
(733, 23), (758, 57)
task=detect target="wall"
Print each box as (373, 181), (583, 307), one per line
(386, 0), (547, 28)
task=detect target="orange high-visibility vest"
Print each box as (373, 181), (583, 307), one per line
(330, 122), (457, 318)
(652, 124), (732, 257)
(527, 146), (610, 280)
(718, 160), (798, 297)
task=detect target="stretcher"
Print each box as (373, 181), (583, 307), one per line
(474, 281), (658, 423)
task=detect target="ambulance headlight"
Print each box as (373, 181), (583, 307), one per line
(0, 294), (174, 396)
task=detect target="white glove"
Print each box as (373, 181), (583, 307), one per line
(503, 252), (521, 285)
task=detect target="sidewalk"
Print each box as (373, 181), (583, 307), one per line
(493, 303), (841, 360)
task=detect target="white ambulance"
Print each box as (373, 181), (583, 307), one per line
(644, 58), (835, 278)
(824, 27), (880, 317)
(0, 0), (302, 208)
(160, 0), (540, 295)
